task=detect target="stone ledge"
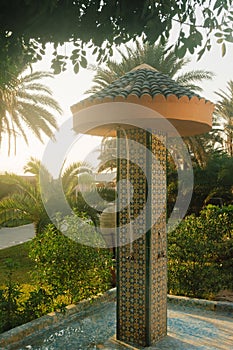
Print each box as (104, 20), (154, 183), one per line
(0, 288), (116, 349)
(167, 294), (233, 316)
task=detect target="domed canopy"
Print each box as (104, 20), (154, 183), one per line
(71, 64), (214, 136)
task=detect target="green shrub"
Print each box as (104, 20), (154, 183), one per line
(168, 205), (233, 299)
(0, 260), (22, 332)
(29, 219), (112, 304)
(0, 216), (113, 334)
(0, 260), (53, 333)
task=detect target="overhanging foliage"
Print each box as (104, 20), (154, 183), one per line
(0, 0), (233, 79)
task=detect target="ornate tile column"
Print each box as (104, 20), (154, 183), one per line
(116, 127), (167, 347)
(71, 63), (214, 348)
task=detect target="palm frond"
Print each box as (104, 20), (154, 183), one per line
(0, 69), (62, 154)
(176, 70), (214, 88)
(87, 40), (214, 96)
(23, 157), (52, 185)
(62, 161), (92, 195)
(214, 80), (233, 156)
(0, 173), (39, 202)
(0, 192), (43, 226)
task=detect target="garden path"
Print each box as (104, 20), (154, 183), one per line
(0, 224), (35, 250)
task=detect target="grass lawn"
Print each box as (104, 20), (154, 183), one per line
(0, 242), (35, 286)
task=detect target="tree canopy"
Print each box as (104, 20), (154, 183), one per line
(1, 0), (233, 79)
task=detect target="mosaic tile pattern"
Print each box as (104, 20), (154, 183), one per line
(117, 128), (167, 347)
(150, 131), (167, 343)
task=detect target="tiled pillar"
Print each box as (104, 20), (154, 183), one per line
(116, 127), (167, 347)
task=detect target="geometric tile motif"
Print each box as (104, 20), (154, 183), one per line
(116, 128), (167, 347)
(150, 131), (167, 343)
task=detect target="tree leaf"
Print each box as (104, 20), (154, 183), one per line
(74, 61), (80, 74)
(215, 32), (223, 37)
(224, 28), (233, 33)
(72, 49), (80, 55)
(176, 45), (187, 58)
(80, 56), (87, 69)
(225, 35), (233, 43)
(213, 0), (223, 10)
(197, 47), (205, 61)
(221, 42), (226, 56)
(51, 61), (62, 74)
(92, 47), (98, 55)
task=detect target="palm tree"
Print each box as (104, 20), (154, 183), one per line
(98, 137), (117, 172)
(61, 162), (93, 199)
(88, 40), (216, 168)
(215, 80), (233, 157)
(0, 172), (49, 234)
(189, 153), (233, 214)
(87, 40), (214, 94)
(0, 158), (90, 233)
(23, 157), (53, 185)
(0, 70), (62, 154)
(183, 122), (223, 168)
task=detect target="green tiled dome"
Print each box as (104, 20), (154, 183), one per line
(88, 66), (201, 101)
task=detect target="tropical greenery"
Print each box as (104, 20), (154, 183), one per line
(29, 223), (112, 304)
(0, 222), (112, 333)
(0, 0), (232, 78)
(0, 70), (62, 154)
(87, 39), (214, 94)
(0, 157), (117, 232)
(168, 205), (233, 299)
(0, 178), (17, 202)
(0, 161), (115, 333)
(168, 152), (233, 216)
(0, 204), (232, 333)
(0, 172), (49, 233)
(97, 137), (117, 173)
(0, 158), (88, 233)
(190, 154), (233, 213)
(215, 80), (233, 157)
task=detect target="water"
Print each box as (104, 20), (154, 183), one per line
(6, 301), (233, 349)
(16, 303), (116, 350)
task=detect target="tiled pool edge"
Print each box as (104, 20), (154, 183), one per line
(0, 288), (232, 349)
(167, 294), (233, 316)
(0, 288), (116, 349)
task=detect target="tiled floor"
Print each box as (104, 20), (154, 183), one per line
(7, 301), (233, 350)
(104, 303), (233, 349)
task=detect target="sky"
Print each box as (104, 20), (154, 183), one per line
(1, 39), (233, 175)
